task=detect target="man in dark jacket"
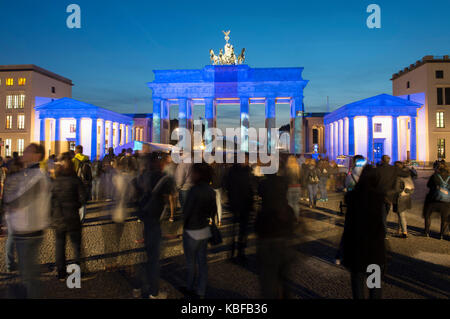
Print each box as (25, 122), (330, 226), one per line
(225, 154), (254, 260)
(342, 164), (386, 299)
(375, 155), (410, 237)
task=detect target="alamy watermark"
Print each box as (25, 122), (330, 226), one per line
(366, 4), (381, 29)
(366, 264), (381, 289)
(66, 264), (81, 289)
(66, 4), (81, 29)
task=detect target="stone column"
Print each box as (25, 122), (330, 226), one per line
(204, 97), (216, 149)
(99, 119), (105, 159)
(108, 121), (113, 149)
(161, 99), (170, 144)
(91, 118), (98, 160)
(265, 97), (276, 153)
(391, 116), (398, 162)
(54, 117), (61, 155)
(152, 98), (161, 144)
(39, 118), (46, 146)
(240, 97), (250, 152)
(120, 124), (125, 145)
(75, 117), (82, 146)
(290, 96), (303, 154)
(186, 99), (194, 133)
(178, 98), (187, 130)
(367, 116), (373, 162)
(410, 116), (417, 160)
(112, 122), (117, 148)
(348, 117), (355, 156)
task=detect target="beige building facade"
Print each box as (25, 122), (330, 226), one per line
(0, 65), (72, 157)
(392, 55), (450, 164)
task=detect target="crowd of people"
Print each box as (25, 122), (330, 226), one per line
(0, 143), (448, 299)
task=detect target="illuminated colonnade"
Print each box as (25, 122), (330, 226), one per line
(147, 65), (309, 153)
(324, 94), (422, 163)
(36, 97), (133, 160)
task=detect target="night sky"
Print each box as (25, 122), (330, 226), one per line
(1, 0), (449, 130)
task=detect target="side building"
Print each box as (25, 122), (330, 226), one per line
(392, 55), (450, 164)
(0, 64), (72, 157)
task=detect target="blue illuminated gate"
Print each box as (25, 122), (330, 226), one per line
(373, 142), (384, 163)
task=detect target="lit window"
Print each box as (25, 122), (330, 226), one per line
(17, 139), (24, 156)
(6, 94), (25, 109)
(18, 114), (25, 129)
(374, 123), (382, 133)
(69, 124), (76, 133)
(5, 139), (11, 157)
(6, 78), (13, 86)
(437, 139), (446, 159)
(436, 112), (445, 128)
(18, 78), (26, 86)
(6, 115), (12, 129)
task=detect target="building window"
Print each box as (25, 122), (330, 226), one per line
(5, 139), (11, 157)
(6, 78), (13, 86)
(69, 124), (76, 133)
(406, 81), (410, 88)
(438, 139), (446, 159)
(6, 94), (25, 109)
(374, 123), (382, 133)
(436, 70), (444, 79)
(18, 78), (26, 86)
(436, 112), (445, 128)
(437, 88), (443, 105)
(17, 114), (25, 129)
(51, 86), (56, 94)
(17, 139), (24, 156)
(6, 115), (13, 129)
(446, 88), (450, 105)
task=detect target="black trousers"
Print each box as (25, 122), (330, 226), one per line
(55, 229), (82, 274)
(424, 202), (449, 236)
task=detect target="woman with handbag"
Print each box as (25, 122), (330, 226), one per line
(182, 163), (217, 299)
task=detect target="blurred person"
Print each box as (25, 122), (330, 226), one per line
(2, 143), (50, 298)
(341, 164), (386, 299)
(175, 158), (193, 210)
(91, 159), (103, 201)
(102, 147), (116, 200)
(119, 148), (138, 172)
(299, 158), (309, 201)
(304, 159), (320, 209)
(162, 153), (177, 222)
(182, 163), (217, 299)
(225, 153), (254, 260)
(423, 162), (450, 239)
(256, 171), (296, 298)
(3, 156), (24, 272)
(317, 158), (330, 202)
(51, 152), (87, 280)
(375, 155), (410, 238)
(328, 161), (338, 192)
(134, 152), (175, 299)
(211, 162), (225, 226)
(392, 161), (415, 238)
(284, 155), (301, 219)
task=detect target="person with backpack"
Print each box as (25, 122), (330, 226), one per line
(305, 159), (320, 209)
(72, 145), (92, 222)
(392, 161), (415, 238)
(423, 162), (450, 239)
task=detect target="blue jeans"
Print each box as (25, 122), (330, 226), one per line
(144, 223), (161, 296)
(5, 232), (16, 269)
(183, 232), (208, 297)
(319, 179), (328, 200)
(307, 184), (318, 206)
(14, 233), (43, 298)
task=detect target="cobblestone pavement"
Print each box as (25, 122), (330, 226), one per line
(0, 169), (448, 299)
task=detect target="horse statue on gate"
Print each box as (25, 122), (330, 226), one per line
(238, 48), (246, 64)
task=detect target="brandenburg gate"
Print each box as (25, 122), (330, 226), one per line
(147, 32), (309, 154)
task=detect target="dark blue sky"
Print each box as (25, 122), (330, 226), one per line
(1, 0), (449, 129)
